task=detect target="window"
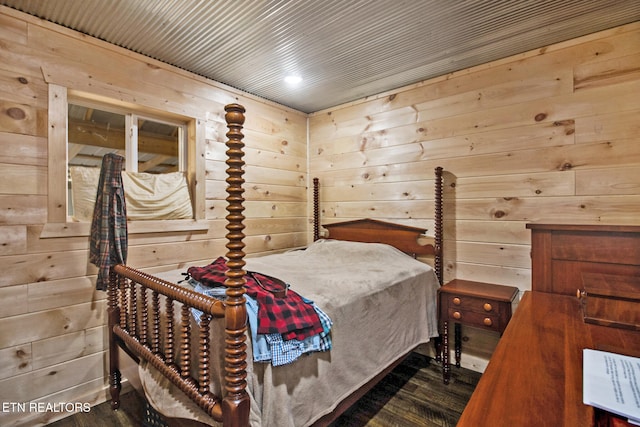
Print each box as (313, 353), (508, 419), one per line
(67, 101), (193, 221)
(68, 103), (186, 174)
(44, 84), (206, 237)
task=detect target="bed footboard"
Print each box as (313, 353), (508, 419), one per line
(107, 264), (227, 419)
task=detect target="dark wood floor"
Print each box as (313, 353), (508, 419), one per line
(331, 353), (481, 427)
(48, 353), (481, 427)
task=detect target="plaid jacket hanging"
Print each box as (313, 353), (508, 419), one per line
(89, 153), (128, 291)
(187, 257), (323, 340)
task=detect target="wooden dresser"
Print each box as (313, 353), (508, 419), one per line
(528, 223), (640, 295)
(457, 224), (640, 427)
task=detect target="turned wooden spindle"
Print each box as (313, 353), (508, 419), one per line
(199, 314), (212, 395)
(140, 286), (148, 345)
(434, 166), (444, 286)
(180, 304), (191, 378)
(129, 284), (137, 336)
(151, 291), (161, 355)
(442, 319), (450, 384)
(222, 103), (251, 426)
(313, 177), (320, 241)
(107, 269), (122, 410)
(165, 298), (175, 365)
(119, 278), (128, 329)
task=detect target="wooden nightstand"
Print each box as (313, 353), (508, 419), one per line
(438, 279), (519, 384)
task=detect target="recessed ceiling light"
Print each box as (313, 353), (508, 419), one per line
(284, 75), (302, 85)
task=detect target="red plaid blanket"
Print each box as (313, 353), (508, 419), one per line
(187, 257), (323, 340)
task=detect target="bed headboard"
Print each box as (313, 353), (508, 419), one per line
(322, 218), (433, 255)
(527, 223), (640, 296)
(313, 167), (444, 285)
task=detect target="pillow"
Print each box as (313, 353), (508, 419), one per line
(69, 166), (193, 221)
(69, 166), (101, 222)
(122, 171), (193, 220)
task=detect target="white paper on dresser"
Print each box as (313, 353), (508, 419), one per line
(583, 348), (640, 424)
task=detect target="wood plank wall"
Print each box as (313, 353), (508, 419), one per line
(0, 6), (307, 426)
(0, 4), (638, 424)
(309, 21), (640, 370)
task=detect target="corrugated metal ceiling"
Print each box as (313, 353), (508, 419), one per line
(2, 0), (640, 113)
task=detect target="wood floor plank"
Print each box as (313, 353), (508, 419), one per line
(48, 353), (481, 427)
(332, 353), (481, 427)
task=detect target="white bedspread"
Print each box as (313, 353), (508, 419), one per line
(140, 239), (440, 426)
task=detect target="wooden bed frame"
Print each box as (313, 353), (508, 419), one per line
(107, 103), (444, 427)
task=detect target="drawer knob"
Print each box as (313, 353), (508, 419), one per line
(453, 297), (461, 305)
(453, 311), (462, 320)
(483, 303), (493, 312)
(483, 317), (493, 326)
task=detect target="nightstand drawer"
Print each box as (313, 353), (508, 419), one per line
(446, 307), (500, 332)
(443, 294), (501, 314)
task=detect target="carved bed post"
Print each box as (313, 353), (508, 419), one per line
(434, 166), (444, 286)
(107, 269), (122, 409)
(313, 177), (320, 241)
(221, 104), (250, 427)
(433, 166), (445, 364)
